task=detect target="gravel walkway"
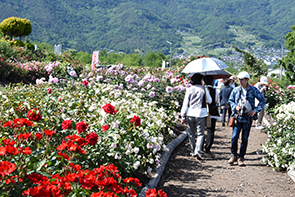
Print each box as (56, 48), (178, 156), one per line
(156, 120), (294, 197)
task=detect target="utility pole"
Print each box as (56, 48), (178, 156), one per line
(167, 41), (172, 67)
(280, 46), (283, 80)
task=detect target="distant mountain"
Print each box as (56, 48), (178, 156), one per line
(0, 0), (294, 54)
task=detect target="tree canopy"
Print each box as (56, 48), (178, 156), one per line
(0, 17), (32, 40)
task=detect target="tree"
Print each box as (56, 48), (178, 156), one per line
(234, 46), (268, 79)
(0, 17), (32, 40)
(143, 51), (165, 67)
(278, 25), (295, 84)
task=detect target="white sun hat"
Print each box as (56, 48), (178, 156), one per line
(237, 71), (250, 79)
(260, 76), (268, 85)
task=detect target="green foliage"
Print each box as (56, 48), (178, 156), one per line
(278, 25), (295, 84)
(122, 53), (143, 67)
(74, 51), (92, 64)
(0, 0), (292, 53)
(234, 46), (268, 78)
(143, 51), (165, 67)
(0, 17), (32, 40)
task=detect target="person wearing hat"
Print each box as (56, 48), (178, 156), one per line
(254, 76), (269, 129)
(228, 71), (266, 166)
(229, 76), (238, 89)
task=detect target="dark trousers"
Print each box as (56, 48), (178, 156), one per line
(222, 107), (232, 124)
(205, 118), (217, 151)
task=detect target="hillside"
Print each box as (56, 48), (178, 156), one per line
(0, 0), (294, 54)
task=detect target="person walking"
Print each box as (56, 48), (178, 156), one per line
(180, 73), (212, 160)
(203, 75), (220, 153)
(219, 79), (233, 126)
(254, 76), (268, 129)
(229, 76), (238, 89)
(228, 71), (266, 166)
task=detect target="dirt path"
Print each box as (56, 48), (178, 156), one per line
(157, 121), (294, 197)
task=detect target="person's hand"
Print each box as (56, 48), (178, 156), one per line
(236, 106), (241, 111)
(247, 110), (255, 117)
(181, 117), (185, 124)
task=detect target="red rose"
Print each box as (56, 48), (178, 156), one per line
(86, 132), (98, 145)
(35, 133), (43, 140)
(82, 80), (89, 86)
(44, 129), (55, 137)
(27, 108), (42, 122)
(0, 147), (7, 156)
(102, 124), (109, 132)
(21, 147), (32, 155)
(62, 120), (73, 130)
(102, 103), (117, 115)
(76, 121), (89, 134)
(3, 121), (13, 128)
(47, 88), (52, 94)
(129, 115), (141, 127)
(0, 161), (17, 177)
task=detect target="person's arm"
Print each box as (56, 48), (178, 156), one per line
(180, 89), (190, 123)
(229, 89), (238, 114)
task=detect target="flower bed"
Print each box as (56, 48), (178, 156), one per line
(262, 101), (295, 171)
(0, 64), (188, 196)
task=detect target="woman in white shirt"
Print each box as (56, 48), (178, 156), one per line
(180, 73), (212, 159)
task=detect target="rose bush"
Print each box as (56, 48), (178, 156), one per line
(0, 66), (183, 195)
(262, 101), (295, 171)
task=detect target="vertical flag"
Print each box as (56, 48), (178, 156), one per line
(162, 60), (165, 70)
(91, 51), (99, 70)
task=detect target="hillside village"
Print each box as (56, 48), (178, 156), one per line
(177, 46), (289, 77)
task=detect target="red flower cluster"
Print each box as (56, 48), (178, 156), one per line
(129, 116), (141, 127)
(102, 124), (109, 132)
(2, 118), (34, 128)
(62, 120), (73, 130)
(102, 103), (117, 115)
(17, 133), (32, 141)
(27, 108), (42, 122)
(123, 177), (142, 187)
(0, 139), (32, 156)
(23, 164), (140, 197)
(44, 129), (55, 137)
(47, 88), (52, 94)
(76, 121), (89, 134)
(146, 188), (167, 197)
(0, 161), (16, 178)
(82, 80), (89, 86)
(57, 134), (87, 154)
(86, 132), (98, 145)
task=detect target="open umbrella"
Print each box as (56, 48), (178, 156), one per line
(186, 69), (232, 79)
(182, 57), (229, 73)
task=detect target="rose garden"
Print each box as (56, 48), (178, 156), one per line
(0, 36), (295, 196)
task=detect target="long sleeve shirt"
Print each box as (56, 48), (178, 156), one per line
(229, 84), (266, 120)
(181, 85), (212, 118)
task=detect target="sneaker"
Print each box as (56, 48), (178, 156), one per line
(238, 158), (246, 166)
(228, 155), (238, 164)
(222, 123), (225, 126)
(256, 125), (264, 129)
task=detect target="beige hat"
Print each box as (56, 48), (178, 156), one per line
(229, 76), (235, 80)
